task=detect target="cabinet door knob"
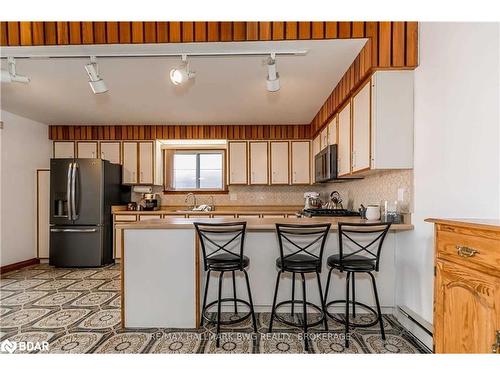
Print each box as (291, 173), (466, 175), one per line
(456, 245), (479, 257)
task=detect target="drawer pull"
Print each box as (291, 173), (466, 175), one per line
(492, 330), (500, 354)
(456, 245), (479, 257)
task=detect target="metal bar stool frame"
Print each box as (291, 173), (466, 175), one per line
(268, 223), (331, 352)
(194, 222), (257, 348)
(323, 222), (392, 347)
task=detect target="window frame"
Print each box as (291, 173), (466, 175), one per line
(163, 148), (228, 193)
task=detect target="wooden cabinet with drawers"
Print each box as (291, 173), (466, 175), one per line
(426, 218), (500, 354)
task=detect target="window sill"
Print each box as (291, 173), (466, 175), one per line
(162, 190), (229, 195)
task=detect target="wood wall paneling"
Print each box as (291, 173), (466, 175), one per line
(0, 22), (8, 46)
(406, 22), (418, 66)
(82, 22), (94, 44)
(131, 22), (144, 43)
(49, 125), (310, 141)
(272, 22), (284, 40)
(182, 22), (194, 42)
(119, 22), (131, 43)
(233, 22), (246, 41)
(8, 22), (20, 45)
(20, 22), (32, 46)
(93, 22), (106, 44)
(106, 22), (119, 43)
(69, 22), (82, 44)
(378, 22), (392, 67)
(156, 22), (169, 43)
(246, 22), (258, 40)
(259, 22), (271, 41)
(194, 22), (207, 42)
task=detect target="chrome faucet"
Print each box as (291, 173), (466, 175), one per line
(185, 193), (197, 210)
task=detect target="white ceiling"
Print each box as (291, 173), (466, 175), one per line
(0, 39), (365, 125)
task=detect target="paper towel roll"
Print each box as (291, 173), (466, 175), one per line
(133, 186), (153, 194)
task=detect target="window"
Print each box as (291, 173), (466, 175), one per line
(166, 150), (225, 191)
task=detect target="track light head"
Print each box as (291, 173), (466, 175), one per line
(170, 55), (196, 85)
(266, 54), (280, 92)
(85, 56), (108, 94)
(1, 57), (30, 84)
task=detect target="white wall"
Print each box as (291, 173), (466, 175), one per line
(0, 110), (51, 266)
(396, 22), (500, 344)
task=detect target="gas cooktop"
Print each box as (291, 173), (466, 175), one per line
(301, 208), (361, 217)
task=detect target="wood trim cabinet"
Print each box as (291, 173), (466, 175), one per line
(337, 102), (351, 177)
(76, 141), (98, 159)
(290, 141), (311, 185)
(53, 141), (75, 158)
(100, 141), (121, 164)
(121, 141), (158, 185)
(427, 218), (500, 353)
(352, 80), (371, 172)
(249, 141), (269, 185)
(228, 141), (248, 185)
(270, 141), (289, 185)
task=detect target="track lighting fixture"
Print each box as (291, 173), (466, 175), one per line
(266, 53), (280, 92)
(1, 57), (30, 84)
(85, 56), (108, 94)
(170, 55), (196, 85)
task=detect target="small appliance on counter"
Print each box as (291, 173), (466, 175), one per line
(126, 202), (138, 211)
(304, 192), (322, 210)
(139, 193), (161, 211)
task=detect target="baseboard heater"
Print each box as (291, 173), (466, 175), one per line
(397, 305), (433, 337)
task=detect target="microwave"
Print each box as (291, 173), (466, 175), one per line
(315, 144), (338, 183)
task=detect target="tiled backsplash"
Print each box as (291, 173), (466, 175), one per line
(136, 169), (413, 212)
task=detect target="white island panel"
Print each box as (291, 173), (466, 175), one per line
(123, 228), (196, 328)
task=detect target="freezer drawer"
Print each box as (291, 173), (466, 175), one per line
(49, 226), (104, 267)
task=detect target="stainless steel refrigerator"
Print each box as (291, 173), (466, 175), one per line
(49, 158), (125, 267)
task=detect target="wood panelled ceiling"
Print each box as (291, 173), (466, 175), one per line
(1, 21), (418, 140)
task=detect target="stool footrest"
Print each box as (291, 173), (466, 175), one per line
(274, 300), (326, 328)
(203, 298), (253, 326)
(325, 299), (381, 328)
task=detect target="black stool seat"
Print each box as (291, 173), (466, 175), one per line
(207, 254), (250, 271)
(276, 254), (320, 272)
(327, 254), (375, 271)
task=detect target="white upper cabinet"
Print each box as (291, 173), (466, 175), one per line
(371, 71), (414, 169)
(291, 141), (310, 184)
(338, 102), (351, 176)
(76, 142), (98, 159)
(122, 142), (138, 184)
(320, 127), (328, 150)
(100, 142), (121, 164)
(228, 142), (248, 185)
(352, 81), (371, 172)
(270, 141), (289, 185)
(138, 142), (154, 184)
(312, 135), (321, 158)
(327, 115), (337, 145)
(53, 141), (75, 158)
(249, 141), (269, 185)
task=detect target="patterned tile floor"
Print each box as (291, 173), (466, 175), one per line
(0, 263), (429, 354)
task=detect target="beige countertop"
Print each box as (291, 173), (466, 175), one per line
(113, 205), (304, 215)
(115, 216), (413, 231)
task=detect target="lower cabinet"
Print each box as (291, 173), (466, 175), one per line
(434, 260), (500, 353)
(429, 219), (500, 353)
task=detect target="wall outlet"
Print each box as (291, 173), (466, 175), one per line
(230, 193), (237, 201)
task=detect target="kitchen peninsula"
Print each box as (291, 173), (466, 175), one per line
(117, 216), (413, 329)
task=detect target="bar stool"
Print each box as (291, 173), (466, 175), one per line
(194, 222), (257, 348)
(323, 222), (392, 347)
(268, 223), (331, 352)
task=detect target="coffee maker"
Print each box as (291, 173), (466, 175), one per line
(139, 193), (161, 211)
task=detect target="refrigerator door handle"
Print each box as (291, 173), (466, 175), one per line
(67, 162), (73, 220)
(71, 162), (79, 220)
(50, 228), (98, 233)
